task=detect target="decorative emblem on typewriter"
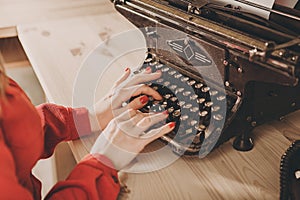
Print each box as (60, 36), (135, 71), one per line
(167, 38), (212, 67)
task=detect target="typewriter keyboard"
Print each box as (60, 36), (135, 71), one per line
(132, 56), (240, 155)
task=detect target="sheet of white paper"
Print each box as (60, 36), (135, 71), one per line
(210, 0), (276, 19)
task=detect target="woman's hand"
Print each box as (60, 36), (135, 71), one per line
(89, 67), (162, 131)
(90, 109), (175, 170)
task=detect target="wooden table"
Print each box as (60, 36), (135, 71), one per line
(15, 4), (300, 200)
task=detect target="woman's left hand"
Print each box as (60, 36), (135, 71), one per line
(89, 67), (162, 131)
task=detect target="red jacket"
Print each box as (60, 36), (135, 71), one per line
(0, 78), (120, 199)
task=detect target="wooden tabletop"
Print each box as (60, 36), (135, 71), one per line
(16, 5), (300, 200)
(0, 0), (114, 38)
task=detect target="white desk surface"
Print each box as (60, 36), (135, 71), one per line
(16, 5), (300, 200)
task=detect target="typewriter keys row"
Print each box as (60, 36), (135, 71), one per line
(132, 58), (239, 155)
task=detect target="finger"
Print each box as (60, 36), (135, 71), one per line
(113, 84), (162, 107)
(113, 67), (131, 88)
(142, 122), (176, 140)
(136, 111), (169, 131)
(115, 108), (137, 122)
(129, 84), (162, 101)
(126, 71), (162, 86)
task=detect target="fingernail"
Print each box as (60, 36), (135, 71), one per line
(140, 96), (149, 104)
(156, 70), (162, 74)
(169, 122), (176, 128)
(145, 67), (151, 72)
(162, 110), (169, 115)
(125, 67), (130, 72)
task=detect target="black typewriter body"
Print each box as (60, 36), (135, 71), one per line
(112, 0), (300, 156)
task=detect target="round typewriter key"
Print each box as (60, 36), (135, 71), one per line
(180, 115), (189, 121)
(190, 107), (199, 112)
(190, 120), (198, 126)
(209, 90), (218, 96)
(167, 107), (174, 113)
(204, 101), (213, 107)
(212, 106), (220, 112)
(217, 95), (226, 101)
(195, 83), (203, 88)
(174, 74), (182, 79)
(173, 110), (181, 117)
(197, 98), (206, 104)
(183, 91), (191, 96)
(163, 81), (171, 87)
(195, 124), (206, 131)
(170, 97), (178, 102)
(156, 64), (164, 69)
(156, 78), (164, 83)
(185, 128), (193, 134)
(181, 77), (189, 82)
(168, 70), (176, 75)
(161, 67), (170, 72)
(183, 103), (192, 109)
(175, 88), (184, 93)
(169, 85), (177, 90)
(213, 114), (224, 121)
(199, 110), (208, 117)
(190, 94), (198, 100)
(178, 101), (186, 106)
(164, 94), (172, 99)
(201, 86), (210, 93)
(187, 80), (196, 86)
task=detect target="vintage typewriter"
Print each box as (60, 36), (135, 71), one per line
(112, 0), (300, 156)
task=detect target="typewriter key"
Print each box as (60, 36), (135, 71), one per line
(168, 70), (177, 75)
(213, 114), (224, 121)
(181, 77), (189, 82)
(167, 107), (174, 113)
(180, 115), (189, 121)
(161, 67), (170, 72)
(187, 80), (196, 86)
(156, 64), (164, 69)
(183, 103), (192, 109)
(169, 85), (177, 90)
(197, 98), (206, 104)
(163, 81), (171, 87)
(217, 95), (226, 101)
(199, 110), (208, 117)
(157, 78), (164, 83)
(172, 110), (181, 117)
(212, 106), (221, 112)
(170, 97), (178, 102)
(209, 90), (218, 96)
(174, 74), (182, 79)
(195, 83), (203, 89)
(178, 101), (186, 106)
(175, 88), (184, 93)
(183, 91), (191, 96)
(190, 107), (199, 112)
(201, 86), (210, 93)
(190, 94), (198, 100)
(204, 101), (213, 107)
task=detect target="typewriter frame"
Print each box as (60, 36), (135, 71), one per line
(112, 0), (300, 154)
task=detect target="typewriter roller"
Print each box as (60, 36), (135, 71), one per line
(114, 0), (300, 155)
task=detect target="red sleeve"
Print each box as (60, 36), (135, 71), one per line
(36, 103), (92, 158)
(45, 154), (120, 200)
(0, 130), (33, 200)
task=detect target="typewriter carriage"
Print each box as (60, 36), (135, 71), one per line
(114, 0), (300, 155)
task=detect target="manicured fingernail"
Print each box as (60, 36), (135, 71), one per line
(169, 122), (176, 128)
(140, 96), (149, 104)
(145, 67), (151, 72)
(162, 110), (169, 115)
(125, 67), (130, 72)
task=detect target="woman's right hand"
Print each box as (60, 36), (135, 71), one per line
(90, 109), (175, 170)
